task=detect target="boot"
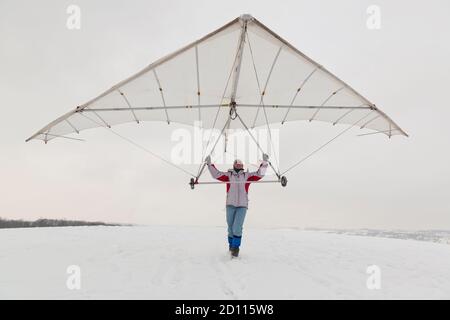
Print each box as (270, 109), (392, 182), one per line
(228, 236), (233, 251)
(230, 235), (241, 257)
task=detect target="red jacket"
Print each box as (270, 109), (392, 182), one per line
(207, 161), (268, 208)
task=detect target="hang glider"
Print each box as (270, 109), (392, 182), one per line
(26, 14), (407, 188)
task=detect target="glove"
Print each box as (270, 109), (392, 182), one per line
(205, 155), (211, 165)
(262, 153), (269, 162)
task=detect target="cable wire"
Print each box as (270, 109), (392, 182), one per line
(281, 111), (374, 176)
(80, 112), (196, 178)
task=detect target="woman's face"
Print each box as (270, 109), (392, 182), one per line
(233, 160), (244, 171)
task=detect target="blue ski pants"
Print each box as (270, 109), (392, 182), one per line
(226, 205), (247, 248)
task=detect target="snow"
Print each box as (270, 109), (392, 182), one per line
(1, 225), (450, 299)
(316, 228), (450, 245)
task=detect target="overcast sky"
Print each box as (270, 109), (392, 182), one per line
(1, 0), (449, 230)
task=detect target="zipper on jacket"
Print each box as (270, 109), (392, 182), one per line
(235, 171), (239, 206)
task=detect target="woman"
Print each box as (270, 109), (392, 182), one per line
(206, 154), (269, 257)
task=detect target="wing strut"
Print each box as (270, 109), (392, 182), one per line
(192, 115), (232, 187)
(190, 105), (288, 189)
(235, 111), (282, 180)
(153, 69), (170, 124)
(245, 29), (282, 174)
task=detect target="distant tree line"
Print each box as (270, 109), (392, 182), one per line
(0, 217), (130, 229)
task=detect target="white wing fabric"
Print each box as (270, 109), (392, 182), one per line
(27, 15), (407, 143)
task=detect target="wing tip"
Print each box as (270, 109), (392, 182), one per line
(25, 135), (35, 143)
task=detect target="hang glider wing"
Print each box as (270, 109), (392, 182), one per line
(27, 15), (407, 143)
